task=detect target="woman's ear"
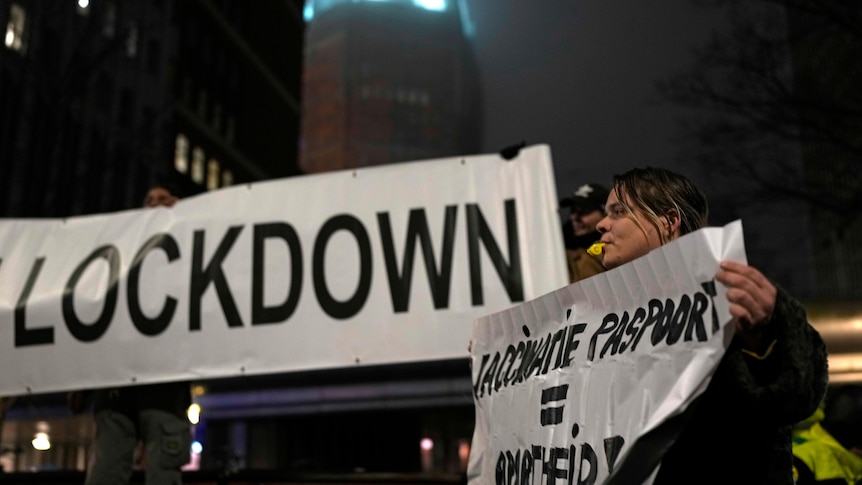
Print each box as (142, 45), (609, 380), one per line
(664, 210), (681, 239)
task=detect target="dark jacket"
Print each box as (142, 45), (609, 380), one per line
(654, 285), (829, 484)
(564, 227), (605, 284)
(93, 381), (191, 420)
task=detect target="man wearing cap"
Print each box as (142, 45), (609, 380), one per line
(559, 183), (609, 283)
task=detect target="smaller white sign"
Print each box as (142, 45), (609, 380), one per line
(467, 220), (746, 485)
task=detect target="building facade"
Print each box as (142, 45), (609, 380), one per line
(300, 0), (480, 172)
(1, 0), (475, 477)
(0, 0), (304, 217)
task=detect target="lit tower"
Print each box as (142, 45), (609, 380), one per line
(300, 0), (480, 172)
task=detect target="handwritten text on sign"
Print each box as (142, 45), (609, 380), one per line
(468, 221), (745, 484)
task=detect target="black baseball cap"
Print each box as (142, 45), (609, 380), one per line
(560, 183), (610, 213)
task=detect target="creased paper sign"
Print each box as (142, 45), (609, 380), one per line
(467, 220), (746, 485)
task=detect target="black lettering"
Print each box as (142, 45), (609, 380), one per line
(559, 323), (587, 368)
(506, 449), (520, 485)
(466, 200), (523, 306)
(63, 245), (120, 342)
(473, 353), (490, 398)
(543, 447), (568, 484)
(313, 215), (372, 319)
(600, 313), (626, 358)
(525, 334), (551, 378)
(521, 448), (533, 485)
(588, 317), (616, 361)
(15, 257), (53, 347)
(252, 222), (303, 325)
(496, 452), (506, 485)
(532, 445), (545, 483)
(603, 436), (625, 473)
(578, 443), (598, 485)
(500, 344), (519, 387)
(649, 299), (673, 346)
(482, 352), (501, 395)
(544, 328), (567, 373)
(377, 206), (457, 312)
(507, 342), (526, 384)
(128, 233), (179, 336)
(518, 339), (537, 380)
(622, 308), (646, 352)
(190, 226), (244, 330)
(686, 292), (710, 342)
(633, 300), (663, 351)
(666, 294), (692, 345)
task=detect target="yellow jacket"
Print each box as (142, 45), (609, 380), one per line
(793, 421), (862, 484)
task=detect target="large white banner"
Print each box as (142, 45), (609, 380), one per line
(467, 220), (746, 485)
(0, 145), (567, 395)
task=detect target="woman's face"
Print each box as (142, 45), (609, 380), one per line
(595, 188), (664, 270)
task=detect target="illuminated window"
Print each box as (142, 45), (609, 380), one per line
(206, 159), (220, 191)
(174, 134), (189, 173)
(222, 170), (234, 187)
(76, 0), (90, 16)
(191, 147), (205, 184)
(125, 24), (138, 57)
(103, 2), (116, 38)
(414, 0), (446, 11)
(4, 4), (27, 53)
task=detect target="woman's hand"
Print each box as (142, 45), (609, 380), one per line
(715, 261), (777, 353)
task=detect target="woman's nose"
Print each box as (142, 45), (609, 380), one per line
(596, 216), (610, 234)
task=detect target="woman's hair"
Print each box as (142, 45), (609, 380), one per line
(611, 167), (709, 244)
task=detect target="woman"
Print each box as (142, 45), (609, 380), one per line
(596, 167), (828, 484)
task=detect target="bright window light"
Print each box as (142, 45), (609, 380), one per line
(414, 0), (445, 11)
(174, 134), (189, 173)
(5, 4), (26, 52)
(206, 159), (220, 191)
(191, 147), (205, 184)
(187, 403), (201, 424)
(32, 432), (51, 451)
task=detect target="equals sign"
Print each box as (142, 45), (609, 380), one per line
(540, 384), (569, 426)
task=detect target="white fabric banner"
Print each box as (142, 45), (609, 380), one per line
(0, 145), (567, 395)
(467, 220), (746, 485)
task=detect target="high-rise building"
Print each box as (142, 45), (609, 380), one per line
(0, 0), (304, 217)
(300, 0), (480, 172)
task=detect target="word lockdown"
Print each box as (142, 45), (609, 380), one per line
(7, 201), (524, 347)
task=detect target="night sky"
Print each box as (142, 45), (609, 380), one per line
(465, 0), (724, 199)
(460, 1), (815, 295)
